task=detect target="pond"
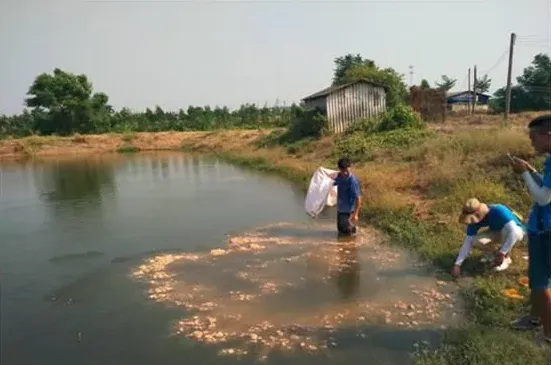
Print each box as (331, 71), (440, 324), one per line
(0, 152), (459, 365)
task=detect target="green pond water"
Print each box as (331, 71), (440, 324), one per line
(0, 152), (454, 365)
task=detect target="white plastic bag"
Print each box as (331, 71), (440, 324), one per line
(304, 167), (338, 218)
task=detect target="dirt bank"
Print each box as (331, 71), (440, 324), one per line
(0, 130), (275, 161)
(0, 111), (544, 162)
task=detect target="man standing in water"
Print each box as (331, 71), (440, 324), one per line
(328, 157), (362, 236)
(509, 114), (551, 346)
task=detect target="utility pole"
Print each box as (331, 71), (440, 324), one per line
(505, 32), (516, 124)
(409, 65), (414, 87)
(467, 68), (471, 113)
(472, 65), (477, 115)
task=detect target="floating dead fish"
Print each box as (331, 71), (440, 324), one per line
(130, 222), (462, 360)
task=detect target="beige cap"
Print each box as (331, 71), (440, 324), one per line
(458, 198), (483, 224)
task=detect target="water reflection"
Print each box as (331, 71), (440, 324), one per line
(334, 235), (360, 300)
(191, 154), (202, 184)
(33, 158), (116, 216)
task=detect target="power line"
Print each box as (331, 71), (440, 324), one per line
(517, 39), (551, 43)
(515, 35), (550, 45)
(516, 34), (550, 40)
(516, 43), (551, 49)
(514, 34), (550, 50)
(517, 39), (551, 44)
(478, 49), (509, 76)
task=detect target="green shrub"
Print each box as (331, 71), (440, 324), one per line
(116, 145), (140, 153)
(334, 128), (434, 162)
(254, 129), (287, 148)
(378, 104), (425, 132)
(346, 117), (379, 134)
(334, 134), (374, 162)
(283, 108), (329, 142)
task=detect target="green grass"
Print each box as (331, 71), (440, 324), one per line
(414, 326), (547, 365)
(334, 129), (435, 162)
(116, 144), (140, 153)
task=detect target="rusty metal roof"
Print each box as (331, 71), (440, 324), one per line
(302, 79), (386, 101)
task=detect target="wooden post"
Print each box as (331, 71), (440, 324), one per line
(472, 65), (477, 115)
(467, 68), (471, 114)
(505, 32), (516, 124)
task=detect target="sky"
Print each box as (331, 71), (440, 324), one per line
(0, 0), (550, 114)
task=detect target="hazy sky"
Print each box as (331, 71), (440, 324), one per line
(1, 0), (549, 114)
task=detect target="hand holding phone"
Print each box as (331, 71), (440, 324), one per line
(507, 153), (536, 173)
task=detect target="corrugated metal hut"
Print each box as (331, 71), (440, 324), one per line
(301, 79), (387, 134)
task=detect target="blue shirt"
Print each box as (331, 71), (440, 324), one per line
(466, 204), (525, 236)
(527, 155), (551, 233)
(334, 173), (361, 213)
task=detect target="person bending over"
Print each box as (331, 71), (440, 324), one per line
(452, 198), (525, 278)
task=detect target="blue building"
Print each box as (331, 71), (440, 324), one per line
(447, 91), (491, 112)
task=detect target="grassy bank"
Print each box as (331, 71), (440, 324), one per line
(0, 112), (550, 363)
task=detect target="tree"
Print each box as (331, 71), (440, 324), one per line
(420, 79), (431, 89)
(25, 68), (111, 135)
(516, 53), (551, 110)
(490, 86), (531, 113)
(434, 75), (457, 91)
(474, 74), (491, 93)
(332, 54), (375, 85)
(491, 53), (551, 113)
(342, 63), (408, 108)
(0, 69), (298, 136)
(90, 92), (112, 133)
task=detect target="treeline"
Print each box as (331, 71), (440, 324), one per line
(0, 55), (412, 138)
(0, 103), (299, 138)
(417, 53), (550, 113)
(2, 52), (549, 138)
(0, 68), (299, 138)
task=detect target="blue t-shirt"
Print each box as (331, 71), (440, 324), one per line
(334, 173), (361, 213)
(466, 203), (525, 236)
(527, 155), (551, 233)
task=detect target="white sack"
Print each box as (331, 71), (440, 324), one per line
(305, 167), (338, 218)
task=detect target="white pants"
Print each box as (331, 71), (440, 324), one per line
(474, 225), (525, 254)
